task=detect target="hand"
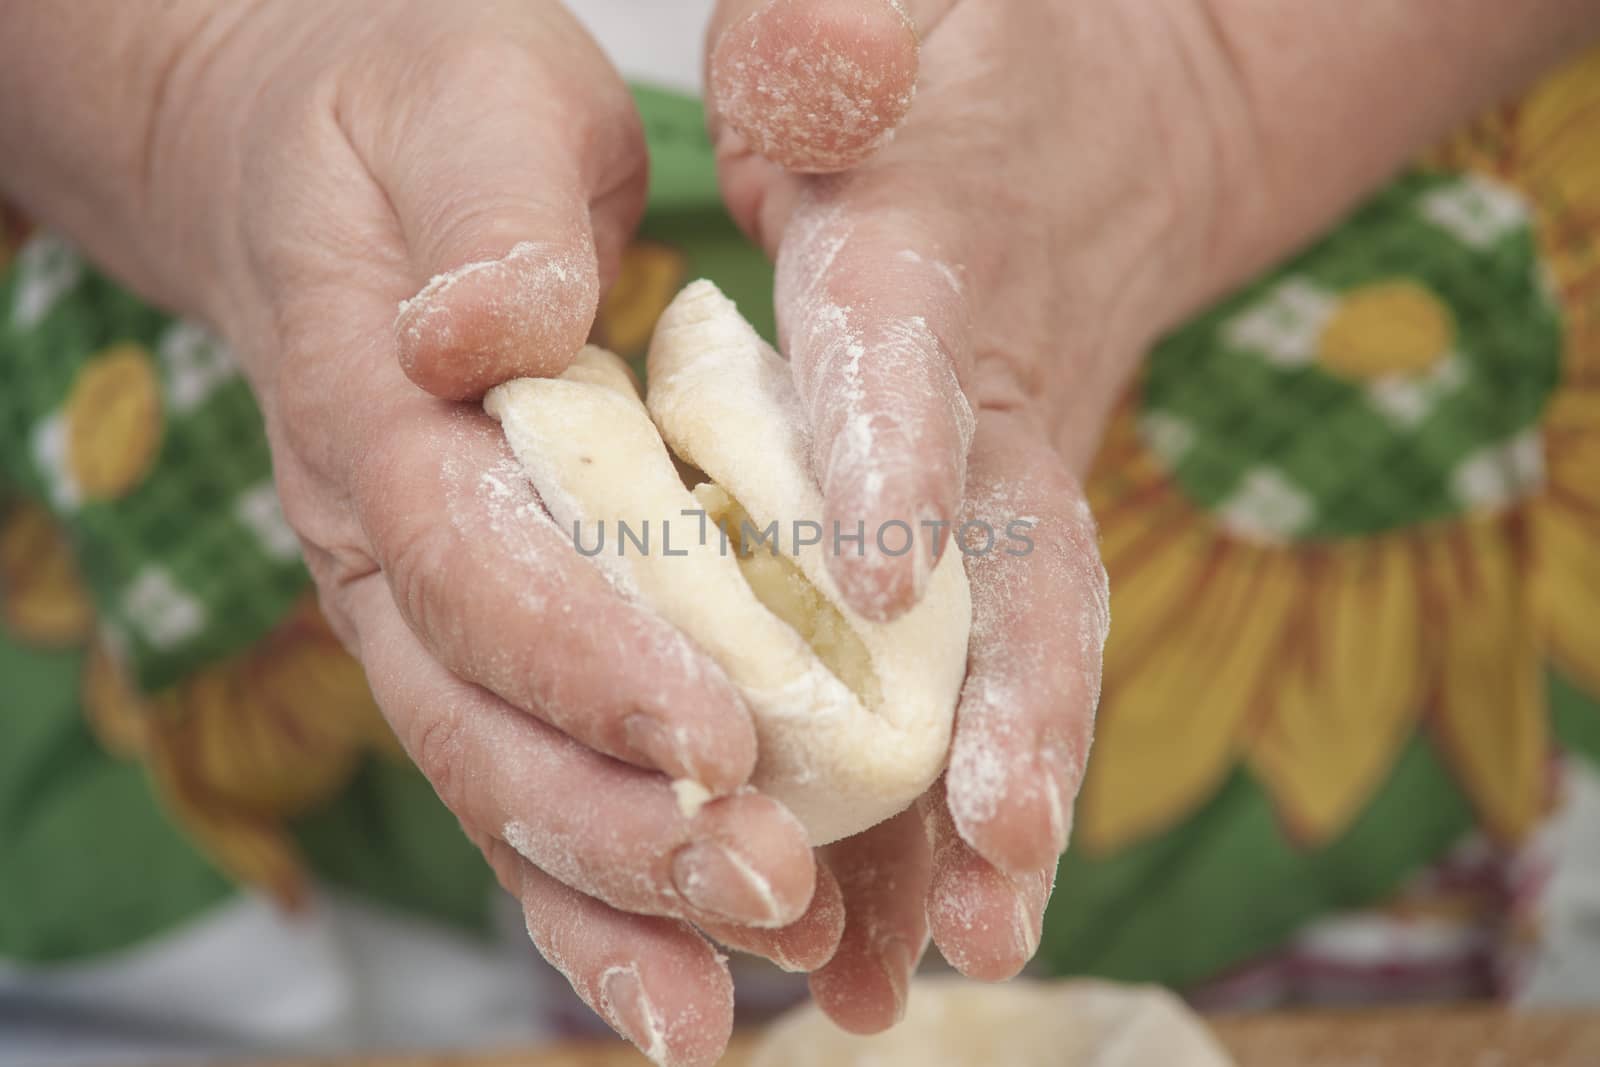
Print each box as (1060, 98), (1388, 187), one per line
(706, 0), (1600, 1036)
(7, 0), (1590, 1059)
(130, 4), (834, 1061)
(704, 0), (1244, 1032)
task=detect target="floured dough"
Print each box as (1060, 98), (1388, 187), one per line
(750, 978), (1237, 1067)
(484, 280), (971, 844)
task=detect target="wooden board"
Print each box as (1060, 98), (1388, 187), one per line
(309, 1009), (1600, 1067)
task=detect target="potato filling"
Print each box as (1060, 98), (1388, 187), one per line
(692, 483), (882, 710)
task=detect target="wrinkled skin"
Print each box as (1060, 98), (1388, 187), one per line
(145, 5), (825, 1064)
(701, 0), (1598, 1044)
(193, 2), (1157, 1055)
(702, 0), (1233, 1038)
(181, 3), (1163, 1056)
(6, 0), (1596, 1063)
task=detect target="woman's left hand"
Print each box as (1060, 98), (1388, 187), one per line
(701, 0), (1246, 1030)
(706, 0), (1600, 1032)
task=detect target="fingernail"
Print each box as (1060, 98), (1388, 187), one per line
(1013, 890), (1040, 961)
(624, 714), (693, 780)
(711, 114), (751, 161)
(395, 243), (529, 332)
(1041, 739), (1083, 857)
(673, 841), (784, 927)
(1043, 769), (1068, 856)
(912, 503), (946, 601)
(878, 937), (914, 1023)
(599, 967), (667, 1064)
(918, 503), (950, 561)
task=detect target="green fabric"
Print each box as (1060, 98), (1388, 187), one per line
(0, 623), (231, 962)
(635, 84), (725, 216)
(642, 207), (778, 346)
(1144, 172), (1561, 540)
(293, 758), (495, 936)
(1553, 669), (1600, 767)
(1043, 737), (1476, 987)
(0, 250), (309, 693)
(633, 82), (778, 344)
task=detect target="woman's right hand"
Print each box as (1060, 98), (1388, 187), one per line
(1, 3), (842, 1063)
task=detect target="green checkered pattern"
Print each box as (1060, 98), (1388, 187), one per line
(0, 237), (309, 693)
(0, 85), (764, 700)
(1143, 170), (1563, 541)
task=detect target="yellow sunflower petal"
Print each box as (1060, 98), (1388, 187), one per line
(596, 242), (688, 358)
(1517, 49), (1600, 221)
(1081, 538), (1302, 853)
(1533, 391), (1600, 696)
(1091, 467), (1195, 573)
(149, 742), (310, 910)
(1550, 268), (1600, 391)
(174, 662), (363, 820)
(251, 598), (394, 755)
(178, 817), (306, 910)
(0, 500), (94, 645)
(66, 344), (165, 500)
(1419, 87), (1517, 177)
(1086, 401), (1169, 513)
(143, 597), (382, 833)
(1089, 408), (1213, 668)
(82, 640), (153, 758)
(105, 596), (397, 907)
(1097, 515), (1217, 687)
(1427, 517), (1549, 842)
(1246, 538), (1423, 844)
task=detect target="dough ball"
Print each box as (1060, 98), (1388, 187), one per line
(485, 281), (971, 844)
(750, 978), (1237, 1067)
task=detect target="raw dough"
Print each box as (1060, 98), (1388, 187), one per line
(750, 978), (1237, 1067)
(484, 280), (971, 844)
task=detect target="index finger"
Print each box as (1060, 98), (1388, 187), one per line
(774, 186), (975, 622)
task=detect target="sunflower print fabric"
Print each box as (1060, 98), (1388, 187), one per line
(1, 60), (1597, 1003)
(1081, 63), (1600, 852)
(1041, 50), (1600, 991)
(1083, 169), (1563, 851)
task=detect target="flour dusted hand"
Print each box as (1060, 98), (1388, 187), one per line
(486, 281), (972, 844)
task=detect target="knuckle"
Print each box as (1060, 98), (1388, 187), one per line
(412, 711), (469, 813)
(382, 517), (454, 645)
(352, 428), (456, 638)
(419, 32), (548, 97)
(301, 561), (363, 652)
(260, 411), (382, 602)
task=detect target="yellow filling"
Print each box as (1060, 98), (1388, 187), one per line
(693, 483), (882, 710)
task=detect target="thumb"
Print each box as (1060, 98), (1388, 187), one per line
(707, 0), (921, 173)
(354, 40), (647, 400)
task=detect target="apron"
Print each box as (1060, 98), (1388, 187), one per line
(2, 58), (1598, 1038)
